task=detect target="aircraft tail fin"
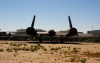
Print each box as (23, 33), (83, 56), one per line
(68, 16), (72, 28)
(31, 15), (36, 28)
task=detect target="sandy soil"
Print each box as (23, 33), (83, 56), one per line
(0, 41), (100, 63)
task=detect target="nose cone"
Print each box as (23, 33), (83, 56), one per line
(66, 28), (78, 36)
(26, 27), (37, 36)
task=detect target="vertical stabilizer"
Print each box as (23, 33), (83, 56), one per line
(68, 16), (73, 28)
(31, 15), (36, 28)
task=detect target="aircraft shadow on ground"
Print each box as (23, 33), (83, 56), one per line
(26, 41), (81, 44)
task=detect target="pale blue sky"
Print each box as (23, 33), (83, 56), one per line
(0, 0), (100, 33)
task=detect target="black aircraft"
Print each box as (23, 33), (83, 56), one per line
(26, 15), (78, 42)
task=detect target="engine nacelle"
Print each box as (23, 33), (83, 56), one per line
(66, 28), (78, 36)
(26, 27), (37, 36)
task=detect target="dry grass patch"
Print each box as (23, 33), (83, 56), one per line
(83, 51), (100, 57)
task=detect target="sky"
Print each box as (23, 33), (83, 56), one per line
(0, 0), (100, 33)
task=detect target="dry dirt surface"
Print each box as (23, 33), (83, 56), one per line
(0, 41), (100, 63)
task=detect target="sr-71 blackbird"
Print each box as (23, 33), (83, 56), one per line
(26, 15), (78, 42)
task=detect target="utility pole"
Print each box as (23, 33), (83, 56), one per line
(92, 26), (93, 31)
(92, 26), (94, 41)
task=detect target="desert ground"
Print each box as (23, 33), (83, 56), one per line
(0, 41), (100, 63)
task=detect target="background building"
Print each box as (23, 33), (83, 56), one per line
(87, 30), (100, 38)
